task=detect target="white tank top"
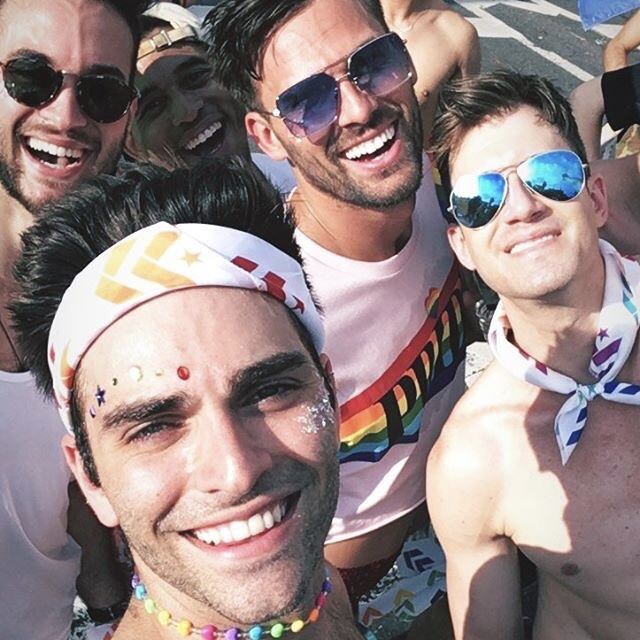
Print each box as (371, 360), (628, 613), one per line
(0, 369), (80, 639)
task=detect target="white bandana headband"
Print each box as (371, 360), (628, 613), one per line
(48, 222), (325, 433)
(488, 240), (640, 464)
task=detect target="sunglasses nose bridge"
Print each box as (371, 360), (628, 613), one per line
(500, 170), (547, 223)
(40, 71), (89, 126)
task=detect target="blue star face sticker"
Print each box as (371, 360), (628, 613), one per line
(95, 385), (106, 407)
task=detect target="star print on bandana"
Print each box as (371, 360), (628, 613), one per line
(489, 240), (640, 464)
(181, 250), (201, 266)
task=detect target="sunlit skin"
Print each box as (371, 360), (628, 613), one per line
(0, 0), (135, 371)
(428, 107), (640, 639)
(63, 288), (347, 638)
(0, 0), (134, 212)
(447, 106), (607, 309)
(127, 42), (249, 168)
(246, 0), (423, 261)
(381, 0), (480, 147)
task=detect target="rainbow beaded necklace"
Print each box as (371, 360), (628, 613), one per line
(132, 570), (332, 639)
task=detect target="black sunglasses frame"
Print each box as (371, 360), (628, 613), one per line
(0, 57), (139, 124)
(268, 32), (415, 138)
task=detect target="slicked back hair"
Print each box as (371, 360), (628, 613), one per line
(11, 158), (326, 485)
(203, 0), (387, 109)
(430, 71), (588, 193)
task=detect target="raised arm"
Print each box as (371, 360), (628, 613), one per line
(427, 421), (523, 640)
(457, 18), (481, 78)
(569, 75), (604, 161)
(604, 10), (640, 72)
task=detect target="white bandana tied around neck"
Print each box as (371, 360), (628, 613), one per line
(488, 240), (640, 464)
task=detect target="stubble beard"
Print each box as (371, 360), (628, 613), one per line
(283, 98), (424, 210)
(0, 136), (123, 215)
(118, 447), (340, 626)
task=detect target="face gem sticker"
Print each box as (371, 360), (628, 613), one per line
(112, 378), (118, 386)
(89, 407), (97, 419)
(95, 386), (106, 407)
(155, 369), (164, 377)
(177, 366), (190, 381)
(129, 366), (143, 383)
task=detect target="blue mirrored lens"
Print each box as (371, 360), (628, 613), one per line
(519, 150), (585, 201)
(351, 33), (412, 96)
(277, 73), (338, 136)
(451, 173), (506, 228)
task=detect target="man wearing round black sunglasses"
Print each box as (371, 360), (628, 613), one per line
(206, 1), (466, 638)
(428, 71), (640, 640)
(0, 1), (148, 639)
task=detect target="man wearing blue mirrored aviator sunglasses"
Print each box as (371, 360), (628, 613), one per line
(206, 1), (467, 638)
(429, 70), (640, 640)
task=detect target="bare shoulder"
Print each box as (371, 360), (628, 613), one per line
(428, 362), (527, 511)
(418, 3), (478, 43)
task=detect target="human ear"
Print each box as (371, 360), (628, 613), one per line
(447, 224), (477, 271)
(62, 434), (119, 528)
(586, 173), (608, 229)
(245, 111), (289, 161)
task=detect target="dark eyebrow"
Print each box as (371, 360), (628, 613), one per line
(230, 351), (315, 402)
(4, 50), (124, 79)
(173, 56), (210, 76)
(85, 64), (126, 79)
(6, 48), (49, 62)
(101, 392), (191, 432)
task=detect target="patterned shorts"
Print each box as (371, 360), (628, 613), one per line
(353, 522), (447, 640)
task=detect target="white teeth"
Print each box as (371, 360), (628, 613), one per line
(344, 124), (395, 160)
(248, 513), (266, 536)
(185, 121), (222, 151)
(510, 234), (555, 254)
(193, 499), (287, 546)
(229, 520), (251, 542)
(27, 137), (83, 159)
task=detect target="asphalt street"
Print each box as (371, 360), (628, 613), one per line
(449, 0), (638, 95)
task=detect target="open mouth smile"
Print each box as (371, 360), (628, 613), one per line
(342, 122), (397, 162)
(186, 493), (299, 548)
(24, 136), (90, 169)
(183, 120), (225, 155)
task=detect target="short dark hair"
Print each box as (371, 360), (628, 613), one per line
(430, 71), (588, 192)
(203, 0), (387, 109)
(11, 158), (325, 484)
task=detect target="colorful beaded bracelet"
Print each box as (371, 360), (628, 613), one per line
(132, 570), (332, 639)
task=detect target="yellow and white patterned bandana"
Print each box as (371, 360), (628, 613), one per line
(48, 222), (325, 433)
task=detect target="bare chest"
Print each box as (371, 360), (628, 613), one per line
(505, 395), (640, 605)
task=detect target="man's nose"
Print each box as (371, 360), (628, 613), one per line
(171, 91), (202, 126)
(336, 76), (378, 129)
(38, 78), (88, 130)
(189, 411), (274, 497)
(500, 173), (548, 224)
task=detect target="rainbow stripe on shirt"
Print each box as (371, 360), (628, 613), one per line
(338, 265), (464, 463)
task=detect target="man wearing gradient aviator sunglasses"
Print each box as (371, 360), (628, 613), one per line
(0, 1), (148, 639)
(429, 71), (640, 640)
(207, 1), (466, 638)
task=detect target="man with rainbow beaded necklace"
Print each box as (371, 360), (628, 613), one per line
(11, 158), (361, 640)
